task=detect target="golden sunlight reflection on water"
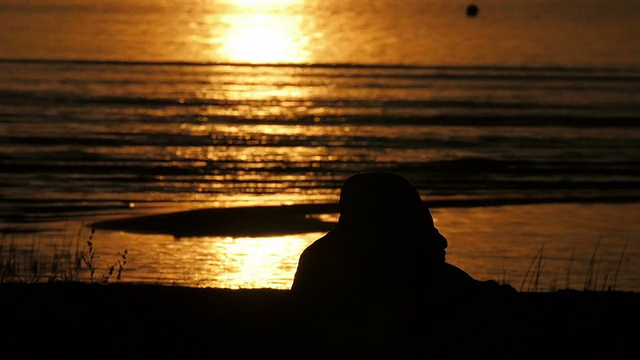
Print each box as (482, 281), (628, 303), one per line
(214, 0), (313, 64)
(217, 13), (310, 64)
(211, 235), (310, 288)
(84, 229), (322, 289)
(224, 0), (303, 9)
(196, 69), (315, 118)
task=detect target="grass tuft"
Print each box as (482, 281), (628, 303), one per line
(518, 238), (630, 292)
(1, 227), (127, 284)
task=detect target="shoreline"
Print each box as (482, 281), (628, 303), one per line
(88, 196), (640, 238)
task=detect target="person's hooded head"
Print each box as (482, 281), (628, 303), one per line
(336, 172), (447, 262)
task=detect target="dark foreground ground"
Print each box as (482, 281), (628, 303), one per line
(1, 282), (639, 358)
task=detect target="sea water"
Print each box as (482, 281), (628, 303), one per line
(1, 0), (639, 291)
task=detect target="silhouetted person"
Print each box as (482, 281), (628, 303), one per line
(289, 172), (511, 356)
(292, 172), (479, 302)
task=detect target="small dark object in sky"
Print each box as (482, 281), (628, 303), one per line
(466, 4), (479, 17)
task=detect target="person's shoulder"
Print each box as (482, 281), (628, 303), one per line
(299, 229), (339, 258)
(441, 262), (476, 282)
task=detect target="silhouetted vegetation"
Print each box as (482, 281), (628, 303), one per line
(1, 226), (630, 293)
(0, 227), (638, 357)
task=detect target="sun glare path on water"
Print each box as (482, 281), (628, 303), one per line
(213, 0), (313, 64)
(225, 0), (302, 9)
(204, 234), (315, 289)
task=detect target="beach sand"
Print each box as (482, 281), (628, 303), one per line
(1, 282), (638, 357)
